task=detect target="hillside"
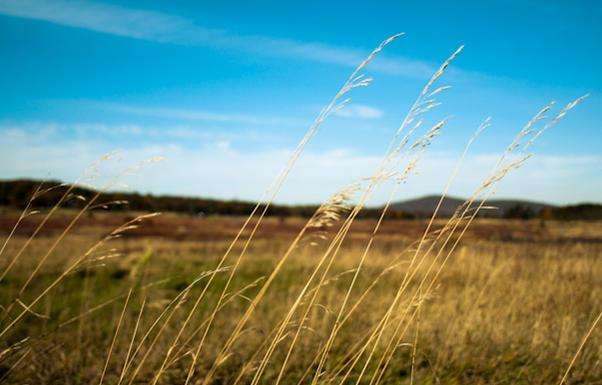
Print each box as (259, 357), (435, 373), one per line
(1, 179), (600, 220)
(0, 179), (412, 220)
(391, 195), (553, 218)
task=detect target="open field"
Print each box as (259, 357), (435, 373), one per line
(0, 209), (600, 384)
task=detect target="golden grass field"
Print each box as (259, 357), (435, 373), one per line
(0, 209), (600, 384)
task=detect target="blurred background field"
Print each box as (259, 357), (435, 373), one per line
(1, 208), (600, 384)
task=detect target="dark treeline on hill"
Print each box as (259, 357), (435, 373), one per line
(0, 179), (413, 219)
(539, 204), (602, 221)
(1, 179), (601, 220)
(389, 195), (602, 220)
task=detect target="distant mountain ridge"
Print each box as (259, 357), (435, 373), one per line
(1, 179), (600, 220)
(389, 195), (554, 218)
(0, 179), (412, 220)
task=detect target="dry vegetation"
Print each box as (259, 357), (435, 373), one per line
(0, 212), (600, 384)
(1, 34), (600, 384)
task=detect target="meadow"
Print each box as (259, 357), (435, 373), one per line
(0, 209), (600, 384)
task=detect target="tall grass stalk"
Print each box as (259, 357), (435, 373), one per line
(246, 44), (465, 385)
(176, 33), (404, 385)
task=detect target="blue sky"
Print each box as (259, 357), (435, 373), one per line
(0, 0), (600, 205)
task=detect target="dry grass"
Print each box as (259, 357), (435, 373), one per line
(0, 216), (600, 384)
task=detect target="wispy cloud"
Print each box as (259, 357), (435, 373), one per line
(0, 0), (438, 78)
(1, 125), (600, 204)
(95, 103), (303, 126)
(0, 120), (283, 145)
(334, 104), (384, 120)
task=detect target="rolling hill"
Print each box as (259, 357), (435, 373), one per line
(1, 179), (600, 220)
(389, 195), (554, 218)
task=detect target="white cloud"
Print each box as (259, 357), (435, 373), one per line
(0, 121), (283, 144)
(0, 126), (600, 205)
(95, 103), (302, 126)
(0, 0), (440, 79)
(334, 104), (384, 120)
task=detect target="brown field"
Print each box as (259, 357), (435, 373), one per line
(0, 208), (600, 384)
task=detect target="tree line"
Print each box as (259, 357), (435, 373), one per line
(0, 179), (414, 219)
(1, 180), (600, 220)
